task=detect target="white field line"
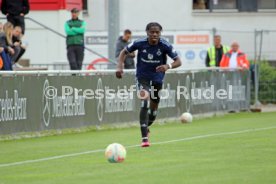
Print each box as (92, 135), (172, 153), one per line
(0, 126), (276, 168)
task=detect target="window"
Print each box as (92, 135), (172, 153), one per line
(193, 0), (209, 10)
(193, 0), (276, 12)
(212, 0), (237, 9)
(83, 0), (88, 11)
(238, 0), (257, 11)
(193, 0), (236, 10)
(258, 0), (276, 9)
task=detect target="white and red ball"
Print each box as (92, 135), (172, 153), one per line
(180, 112), (193, 123)
(105, 143), (126, 163)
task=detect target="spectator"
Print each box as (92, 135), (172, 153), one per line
(206, 35), (229, 67)
(1, 0), (30, 35)
(0, 22), (4, 69)
(115, 29), (135, 69)
(0, 22), (15, 70)
(12, 26), (26, 65)
(65, 8), (87, 70)
(220, 41), (249, 69)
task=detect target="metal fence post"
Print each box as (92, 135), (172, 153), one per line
(108, 0), (120, 66)
(253, 30), (262, 108)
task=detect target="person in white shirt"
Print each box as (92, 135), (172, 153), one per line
(220, 41), (249, 69)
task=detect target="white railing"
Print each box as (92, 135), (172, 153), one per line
(0, 67), (244, 76)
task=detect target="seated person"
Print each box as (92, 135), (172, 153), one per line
(0, 22), (15, 70)
(12, 26), (26, 65)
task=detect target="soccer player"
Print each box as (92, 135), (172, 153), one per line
(116, 22), (182, 147)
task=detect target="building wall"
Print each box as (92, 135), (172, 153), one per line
(23, 10), (72, 64)
(85, 0), (276, 31)
(2, 0), (275, 65)
(84, 0), (276, 61)
(0, 0), (82, 65)
(84, 0), (107, 31)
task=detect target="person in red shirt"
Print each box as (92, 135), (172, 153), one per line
(220, 41), (249, 69)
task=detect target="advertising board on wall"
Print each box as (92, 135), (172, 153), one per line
(84, 31), (212, 69)
(0, 69), (250, 135)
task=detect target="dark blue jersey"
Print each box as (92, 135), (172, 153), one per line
(126, 37), (178, 84)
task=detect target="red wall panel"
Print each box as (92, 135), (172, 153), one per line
(0, 0), (82, 11)
(30, 0), (65, 10)
(65, 0), (83, 11)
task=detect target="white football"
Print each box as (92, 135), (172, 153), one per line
(105, 143), (126, 163)
(180, 112), (193, 123)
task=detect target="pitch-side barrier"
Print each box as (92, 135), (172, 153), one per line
(0, 68), (250, 135)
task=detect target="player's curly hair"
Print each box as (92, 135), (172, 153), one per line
(145, 22), (163, 31)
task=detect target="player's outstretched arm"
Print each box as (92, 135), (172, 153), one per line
(156, 57), (182, 73)
(171, 57), (182, 68)
(116, 49), (127, 79)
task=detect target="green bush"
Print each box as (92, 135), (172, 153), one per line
(255, 61), (276, 103)
(259, 61), (276, 82)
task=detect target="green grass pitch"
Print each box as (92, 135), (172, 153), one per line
(0, 112), (276, 184)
